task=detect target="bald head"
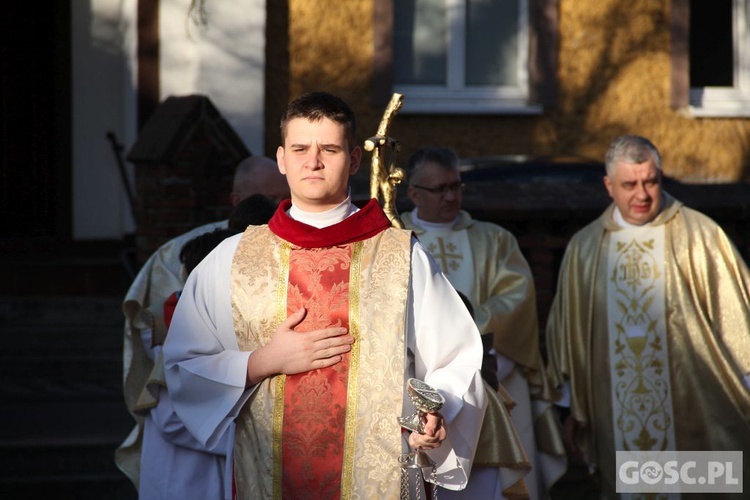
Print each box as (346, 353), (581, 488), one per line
(231, 156), (290, 206)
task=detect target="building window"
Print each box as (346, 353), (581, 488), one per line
(673, 0), (750, 117)
(374, 0), (556, 114)
(689, 2), (734, 88)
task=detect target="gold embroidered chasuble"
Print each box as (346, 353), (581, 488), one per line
(230, 224), (412, 499)
(402, 211), (542, 375)
(401, 211), (566, 497)
(546, 194), (750, 497)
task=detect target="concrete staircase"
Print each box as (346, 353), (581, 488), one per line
(0, 296), (137, 499)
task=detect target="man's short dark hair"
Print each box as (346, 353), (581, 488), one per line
(280, 92), (357, 149)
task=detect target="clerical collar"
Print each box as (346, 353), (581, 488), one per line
(288, 195), (358, 229)
(411, 210), (459, 232)
(613, 207), (658, 229)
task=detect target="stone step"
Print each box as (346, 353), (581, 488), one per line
(0, 440), (127, 480)
(0, 297), (125, 405)
(0, 296), (125, 327)
(1, 400), (133, 443)
(0, 257), (132, 297)
(0, 478), (137, 500)
(0, 296), (136, 497)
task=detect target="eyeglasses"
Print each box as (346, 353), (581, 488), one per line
(411, 182), (465, 196)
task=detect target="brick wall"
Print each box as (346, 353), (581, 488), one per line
(127, 95), (250, 265)
(133, 155), (234, 265)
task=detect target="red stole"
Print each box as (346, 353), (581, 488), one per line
(282, 245), (352, 498)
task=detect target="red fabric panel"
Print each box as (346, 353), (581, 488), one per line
(161, 291), (180, 339)
(282, 245), (353, 499)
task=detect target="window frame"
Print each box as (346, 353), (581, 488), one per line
(372, 0), (557, 115)
(671, 0), (750, 117)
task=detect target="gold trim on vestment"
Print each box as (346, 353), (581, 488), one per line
(474, 380), (530, 470)
(272, 374), (284, 500)
(340, 241), (363, 500)
(533, 404), (566, 458)
(272, 242), (290, 500)
(346, 228), (410, 497)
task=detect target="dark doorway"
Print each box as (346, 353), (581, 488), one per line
(1, 2), (72, 246)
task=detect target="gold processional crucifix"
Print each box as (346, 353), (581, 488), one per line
(366, 93), (406, 229)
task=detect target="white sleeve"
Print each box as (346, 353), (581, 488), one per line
(407, 239), (487, 491)
(150, 386), (232, 454)
(163, 234), (253, 450)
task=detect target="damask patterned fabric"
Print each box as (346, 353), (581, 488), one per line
(231, 225), (410, 499)
(402, 210), (567, 499)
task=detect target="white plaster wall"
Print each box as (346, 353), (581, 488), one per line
(160, 0), (266, 156)
(71, 0), (265, 240)
(71, 0), (138, 239)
